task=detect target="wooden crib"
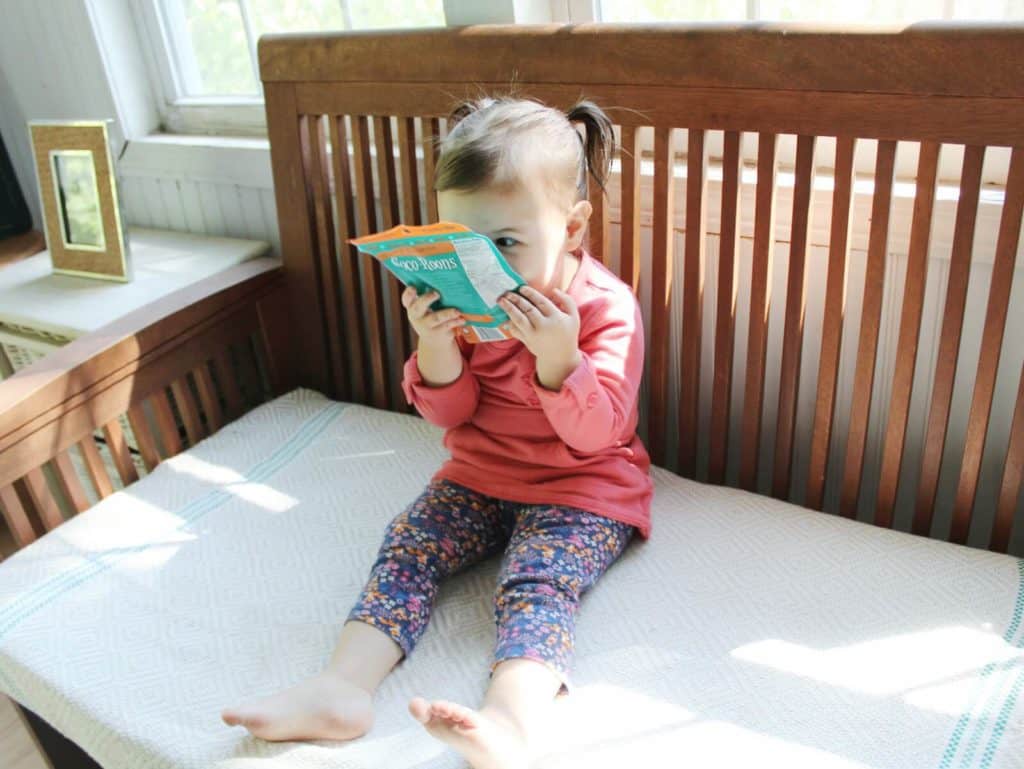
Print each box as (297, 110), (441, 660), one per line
(1, 22), (1022, 768)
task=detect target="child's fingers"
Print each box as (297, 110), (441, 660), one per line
(501, 297), (533, 329)
(517, 285), (557, 316)
(409, 290), (440, 319)
(424, 308), (463, 329)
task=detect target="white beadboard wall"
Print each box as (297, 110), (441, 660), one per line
(116, 174), (281, 255)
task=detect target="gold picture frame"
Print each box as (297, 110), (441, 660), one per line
(29, 120), (130, 281)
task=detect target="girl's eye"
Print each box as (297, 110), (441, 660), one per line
(494, 237), (519, 248)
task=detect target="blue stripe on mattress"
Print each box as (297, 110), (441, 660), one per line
(940, 557), (1024, 768)
(0, 401), (346, 644)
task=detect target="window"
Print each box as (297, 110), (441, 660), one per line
(137, 0), (446, 134)
(593, 0), (1024, 22)
(578, 0), (1023, 186)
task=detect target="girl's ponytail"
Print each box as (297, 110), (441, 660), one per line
(566, 99), (616, 199)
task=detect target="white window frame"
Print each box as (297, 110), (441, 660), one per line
(132, 0), (549, 137)
(134, 0), (315, 137)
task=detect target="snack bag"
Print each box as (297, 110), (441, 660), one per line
(348, 221), (526, 343)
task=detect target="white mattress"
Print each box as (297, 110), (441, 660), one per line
(0, 387), (1021, 769)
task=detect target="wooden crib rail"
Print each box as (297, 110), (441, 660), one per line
(258, 23), (1024, 556)
(0, 259), (290, 551)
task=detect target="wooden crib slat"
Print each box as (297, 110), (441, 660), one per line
(351, 114), (390, 410)
(214, 350), (244, 423)
(772, 134), (816, 499)
(950, 146), (1024, 544)
(250, 333), (276, 406)
(193, 363), (224, 433)
(679, 128), (707, 478)
(992, 362), (1024, 553)
(256, 289), (292, 399)
(709, 130), (743, 485)
(373, 116), (411, 411)
(24, 466), (64, 531)
(103, 418), (139, 487)
(0, 484), (36, 547)
(875, 141), (941, 527)
(587, 167), (610, 269)
(739, 132), (778, 491)
(398, 117), (422, 226)
(151, 389), (182, 458)
(840, 139), (897, 518)
(234, 337), (265, 410)
(171, 377), (206, 446)
(53, 450), (90, 514)
(422, 117), (440, 223)
(618, 125), (642, 293)
(397, 113), (425, 389)
(647, 125), (675, 467)
(78, 436), (114, 499)
(264, 83), (328, 395)
(304, 114), (348, 402)
(807, 136), (857, 510)
(914, 144), (986, 538)
(329, 115), (367, 404)
(585, 124), (611, 268)
(397, 116), (422, 411)
(127, 404), (161, 473)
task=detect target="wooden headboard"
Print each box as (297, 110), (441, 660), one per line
(257, 23), (1024, 556)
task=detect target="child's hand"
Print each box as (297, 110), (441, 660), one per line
(402, 286), (466, 347)
(499, 285), (582, 390)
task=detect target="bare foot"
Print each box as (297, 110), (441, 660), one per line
(409, 696), (529, 769)
(221, 671), (374, 742)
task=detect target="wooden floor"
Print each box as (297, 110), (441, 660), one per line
(0, 693), (50, 769)
(0, 527), (50, 768)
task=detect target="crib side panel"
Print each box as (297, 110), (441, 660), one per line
(258, 25), (1024, 556)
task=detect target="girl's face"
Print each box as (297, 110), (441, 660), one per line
(437, 172), (592, 294)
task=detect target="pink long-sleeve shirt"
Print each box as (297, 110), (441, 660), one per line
(401, 246), (654, 538)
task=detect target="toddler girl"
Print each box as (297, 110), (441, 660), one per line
(222, 94), (653, 769)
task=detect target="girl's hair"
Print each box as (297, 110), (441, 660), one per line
(433, 93), (616, 213)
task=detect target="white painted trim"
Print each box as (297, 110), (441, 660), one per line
(131, 0), (183, 117)
(119, 134), (273, 189)
(84, 0), (161, 144)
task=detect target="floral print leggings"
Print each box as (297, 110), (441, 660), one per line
(346, 478), (635, 694)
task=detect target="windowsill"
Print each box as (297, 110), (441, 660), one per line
(119, 133), (272, 189)
(130, 133), (269, 150)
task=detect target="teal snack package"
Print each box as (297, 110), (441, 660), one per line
(348, 221), (527, 343)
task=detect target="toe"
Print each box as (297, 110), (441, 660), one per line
(241, 713), (269, 732)
(223, 708), (255, 728)
(447, 702), (477, 728)
(433, 700), (476, 729)
(409, 697), (432, 724)
(433, 700), (460, 723)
